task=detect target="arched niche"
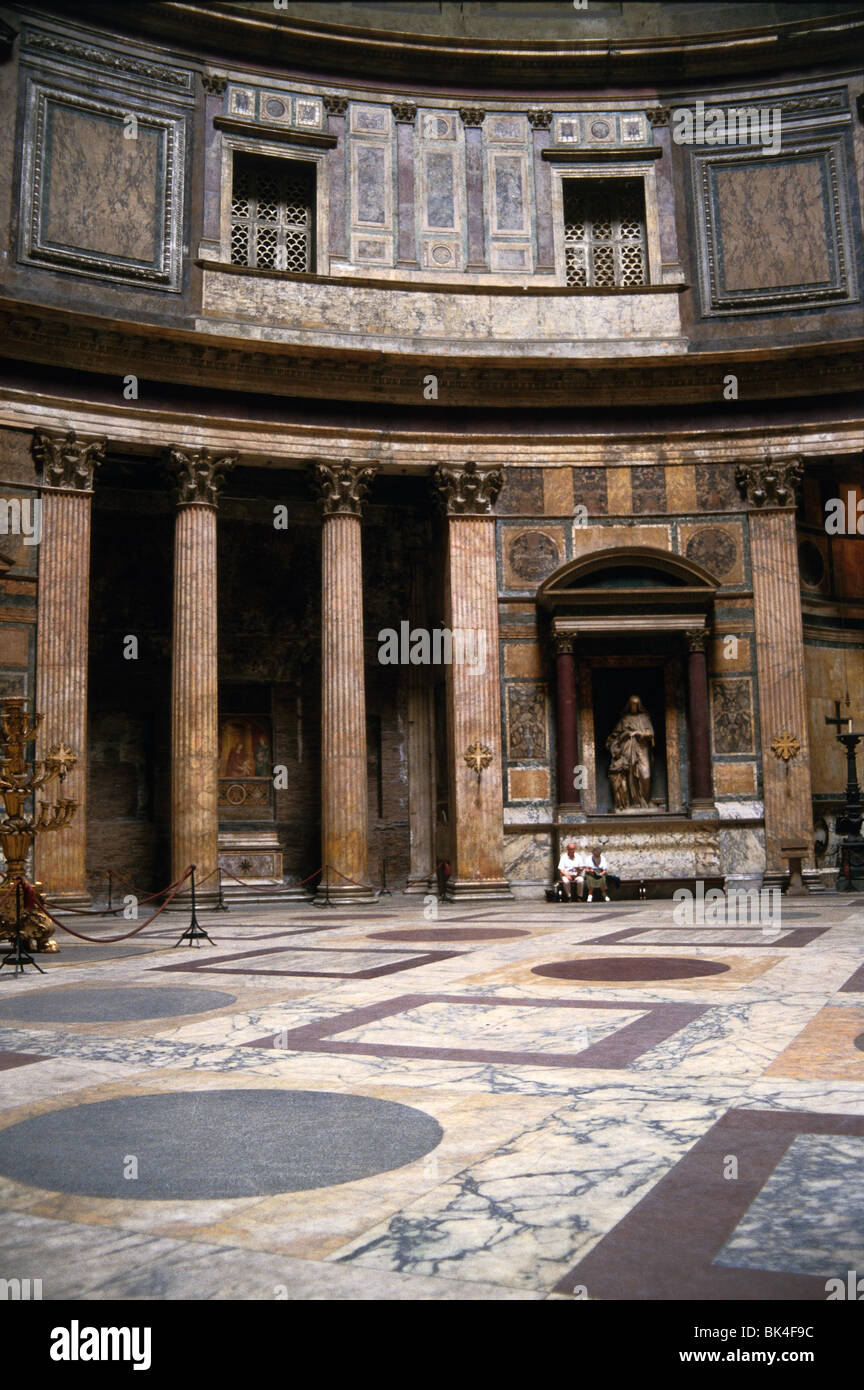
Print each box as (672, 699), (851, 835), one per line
(538, 546), (719, 818)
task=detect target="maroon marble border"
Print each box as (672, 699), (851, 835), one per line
(579, 925), (828, 949)
(241, 991), (707, 1069)
(555, 1107), (864, 1300)
(152, 944), (462, 980)
(0, 1050), (51, 1070)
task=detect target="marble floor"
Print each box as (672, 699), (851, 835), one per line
(0, 891), (862, 1301)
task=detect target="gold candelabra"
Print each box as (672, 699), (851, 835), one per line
(0, 697), (77, 953)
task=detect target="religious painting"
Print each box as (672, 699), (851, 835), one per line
(219, 716), (272, 779)
(710, 678), (754, 754)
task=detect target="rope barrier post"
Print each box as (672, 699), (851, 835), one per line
(0, 877), (46, 978)
(214, 864), (229, 912)
(380, 857), (392, 897)
(173, 865), (216, 948)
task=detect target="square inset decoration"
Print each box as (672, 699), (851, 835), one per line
(20, 84), (185, 290)
(228, 86), (255, 117)
(294, 97), (323, 129)
(554, 116), (581, 144)
(693, 142), (856, 314)
(241, 992), (708, 1069)
(421, 238), (461, 271)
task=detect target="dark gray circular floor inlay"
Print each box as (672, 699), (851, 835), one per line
(854, 1033), (864, 1054)
(0, 1090), (443, 1199)
(0, 986), (236, 1023)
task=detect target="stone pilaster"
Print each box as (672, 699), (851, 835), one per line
(459, 108), (487, 271)
(685, 629), (714, 813)
(31, 429), (106, 902)
(169, 448), (236, 902)
(435, 462), (511, 899)
(311, 460), (378, 902)
(528, 109), (555, 273)
(736, 458), (814, 876)
(392, 102), (418, 268)
(404, 553), (437, 894)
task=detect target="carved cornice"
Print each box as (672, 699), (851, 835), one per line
(1, 306), (861, 410)
(391, 102), (417, 125)
(168, 448), (237, 507)
(310, 460), (378, 517)
(323, 95), (348, 117)
(31, 429), (106, 492)
(20, 27), (192, 92)
(735, 459), (804, 509)
(459, 108), (485, 128)
(200, 73), (227, 95)
(527, 109), (553, 130)
(434, 461), (502, 516)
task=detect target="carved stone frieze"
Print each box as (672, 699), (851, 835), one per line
(31, 430), (106, 491)
(168, 448), (237, 507)
(434, 461), (502, 515)
(735, 458), (804, 508)
(310, 460), (378, 516)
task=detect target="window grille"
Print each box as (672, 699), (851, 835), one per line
(230, 154), (315, 272)
(563, 178), (647, 287)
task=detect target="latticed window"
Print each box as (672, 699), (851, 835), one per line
(563, 178), (647, 288)
(230, 154), (315, 273)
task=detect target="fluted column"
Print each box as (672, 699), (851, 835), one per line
(312, 460), (378, 903)
(685, 629), (714, 811)
(31, 430), (106, 901)
(554, 633), (580, 808)
(435, 462), (511, 899)
(169, 448), (236, 902)
(736, 459), (814, 876)
(404, 552), (437, 893)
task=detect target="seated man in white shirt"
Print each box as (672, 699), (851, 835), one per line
(583, 845), (610, 902)
(557, 840), (585, 902)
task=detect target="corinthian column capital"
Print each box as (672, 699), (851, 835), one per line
(310, 459), (378, 517)
(168, 448), (237, 508)
(32, 429), (106, 492)
(734, 458), (804, 509)
(434, 460), (502, 515)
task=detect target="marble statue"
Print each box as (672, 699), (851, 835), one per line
(606, 694), (655, 810)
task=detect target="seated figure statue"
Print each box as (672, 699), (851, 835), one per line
(606, 694), (655, 810)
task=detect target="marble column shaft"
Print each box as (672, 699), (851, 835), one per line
(555, 638), (579, 806)
(686, 638), (712, 804)
(169, 449), (235, 901)
(443, 509), (510, 896)
(321, 511), (370, 897)
(34, 490), (93, 899)
(405, 557), (436, 892)
(748, 504), (814, 872)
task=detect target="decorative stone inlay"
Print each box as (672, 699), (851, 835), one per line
(527, 109), (553, 130)
(391, 102), (417, 124)
(168, 448), (237, 508)
(770, 732), (802, 762)
(735, 459), (804, 508)
(459, 107), (486, 127)
(310, 459), (378, 516)
(323, 95), (348, 116)
(434, 460), (502, 515)
(31, 430), (106, 492)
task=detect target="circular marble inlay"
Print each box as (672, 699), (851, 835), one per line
(854, 1033), (864, 1054)
(590, 120), (610, 139)
(366, 928), (529, 943)
(264, 97), (286, 119)
(0, 1090), (443, 1198)
(0, 986), (236, 1024)
(532, 956), (731, 982)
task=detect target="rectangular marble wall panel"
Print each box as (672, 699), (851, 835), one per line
(353, 143), (390, 226)
(710, 677), (755, 754)
(424, 150), (456, 230)
(506, 682), (548, 761)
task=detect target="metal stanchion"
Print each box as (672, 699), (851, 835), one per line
(173, 865), (216, 947)
(214, 865), (230, 912)
(0, 879), (46, 977)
